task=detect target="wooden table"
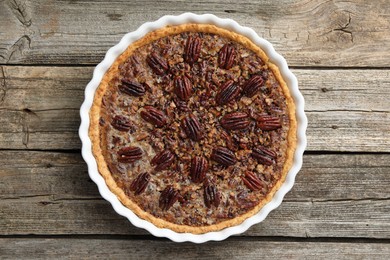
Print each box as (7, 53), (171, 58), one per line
(1, 0), (389, 258)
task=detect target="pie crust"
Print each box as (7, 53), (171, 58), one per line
(89, 24), (297, 234)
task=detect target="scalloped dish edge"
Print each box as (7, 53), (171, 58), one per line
(79, 13), (307, 243)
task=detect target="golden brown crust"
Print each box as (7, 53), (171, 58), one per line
(89, 24), (297, 234)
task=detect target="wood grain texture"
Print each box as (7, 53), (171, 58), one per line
(1, 151), (389, 201)
(1, 238), (389, 259)
(1, 197), (389, 238)
(0, 151), (389, 238)
(0, 66), (389, 151)
(0, 0), (389, 255)
(0, 0), (390, 67)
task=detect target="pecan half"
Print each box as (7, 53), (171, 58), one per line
(218, 44), (236, 69)
(174, 75), (193, 101)
(151, 149), (175, 171)
(190, 156), (208, 183)
(252, 146), (277, 166)
(111, 115), (132, 131)
(130, 172), (150, 195)
(184, 35), (202, 65)
(242, 171), (263, 191)
(204, 183), (220, 208)
(211, 146), (237, 166)
(215, 80), (241, 105)
(159, 186), (179, 211)
(257, 115), (281, 131)
(119, 79), (146, 97)
(242, 75), (264, 97)
(181, 114), (203, 141)
(146, 52), (169, 75)
(117, 146), (143, 163)
(140, 106), (167, 128)
(220, 112), (251, 130)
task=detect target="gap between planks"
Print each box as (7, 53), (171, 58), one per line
(0, 237), (389, 259)
(2, 63), (390, 70)
(0, 234), (389, 244)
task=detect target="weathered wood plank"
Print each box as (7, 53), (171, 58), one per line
(0, 0), (390, 67)
(0, 151), (389, 238)
(0, 151), (96, 200)
(1, 197), (389, 238)
(1, 66), (389, 151)
(1, 152), (389, 201)
(1, 238), (389, 259)
(1, 66), (389, 112)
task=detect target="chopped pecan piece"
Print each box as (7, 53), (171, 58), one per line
(211, 146), (237, 166)
(257, 115), (281, 131)
(129, 55), (143, 76)
(181, 114), (203, 141)
(215, 80), (241, 105)
(99, 117), (106, 126)
(159, 186), (179, 211)
(220, 112), (251, 130)
(151, 149), (175, 171)
(204, 183), (220, 208)
(130, 172), (151, 195)
(221, 130), (238, 151)
(174, 75), (193, 101)
(174, 99), (190, 111)
(146, 52), (169, 75)
(111, 115), (132, 131)
(252, 146), (277, 166)
(119, 79), (146, 97)
(117, 146), (143, 163)
(140, 106), (167, 128)
(242, 74), (264, 97)
(190, 156), (208, 183)
(218, 44), (236, 69)
(184, 35), (202, 65)
(242, 171), (263, 191)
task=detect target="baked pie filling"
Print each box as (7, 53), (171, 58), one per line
(90, 24), (296, 233)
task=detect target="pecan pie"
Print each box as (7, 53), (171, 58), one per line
(89, 24), (297, 233)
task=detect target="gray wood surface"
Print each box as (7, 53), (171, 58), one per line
(1, 66), (389, 151)
(0, 0), (390, 67)
(1, 152), (389, 201)
(1, 238), (389, 260)
(0, 152), (389, 238)
(2, 196), (389, 238)
(0, 0), (389, 258)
